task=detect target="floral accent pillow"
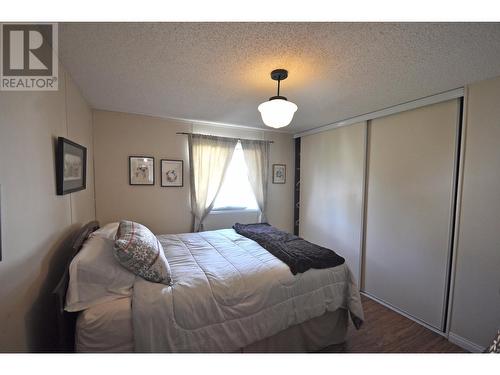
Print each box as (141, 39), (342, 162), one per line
(114, 220), (172, 285)
(487, 330), (500, 353)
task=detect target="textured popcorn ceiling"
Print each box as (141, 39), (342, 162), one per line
(59, 23), (500, 133)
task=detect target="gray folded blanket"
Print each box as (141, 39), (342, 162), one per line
(233, 223), (345, 275)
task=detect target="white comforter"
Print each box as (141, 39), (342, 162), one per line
(132, 229), (364, 352)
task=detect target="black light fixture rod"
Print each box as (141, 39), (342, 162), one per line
(270, 69), (288, 100)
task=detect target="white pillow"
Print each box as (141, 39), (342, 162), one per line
(91, 222), (119, 241)
(65, 234), (136, 312)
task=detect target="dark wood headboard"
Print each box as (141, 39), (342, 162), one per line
(52, 220), (100, 352)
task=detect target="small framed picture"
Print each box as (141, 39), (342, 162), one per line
(129, 156), (154, 185)
(56, 137), (87, 195)
(272, 164), (286, 184)
(161, 159), (183, 187)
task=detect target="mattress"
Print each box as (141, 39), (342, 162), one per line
(75, 297), (133, 353)
(133, 229), (364, 352)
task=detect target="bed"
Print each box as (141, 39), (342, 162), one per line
(53, 221), (364, 353)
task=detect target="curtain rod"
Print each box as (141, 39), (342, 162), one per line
(176, 132), (274, 143)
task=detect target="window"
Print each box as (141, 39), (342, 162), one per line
(212, 141), (259, 211)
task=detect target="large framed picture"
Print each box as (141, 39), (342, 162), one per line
(56, 137), (87, 195)
(161, 159), (183, 187)
(129, 156), (155, 185)
(272, 164), (286, 184)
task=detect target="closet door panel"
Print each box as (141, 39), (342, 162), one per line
(364, 100), (458, 330)
(300, 122), (365, 283)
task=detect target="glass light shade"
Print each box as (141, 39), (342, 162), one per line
(258, 98), (298, 128)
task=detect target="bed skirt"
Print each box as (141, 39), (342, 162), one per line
(241, 309), (348, 353)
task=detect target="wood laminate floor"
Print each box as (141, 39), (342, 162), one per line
(321, 295), (466, 353)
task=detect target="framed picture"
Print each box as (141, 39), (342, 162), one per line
(129, 156), (155, 185)
(161, 159), (183, 187)
(272, 164), (286, 184)
(56, 137), (87, 195)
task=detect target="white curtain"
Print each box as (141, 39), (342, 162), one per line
(188, 134), (238, 232)
(240, 139), (270, 222)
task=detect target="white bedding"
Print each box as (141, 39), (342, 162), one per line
(76, 297), (133, 352)
(133, 229), (364, 352)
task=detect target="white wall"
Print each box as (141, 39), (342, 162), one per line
(0, 65), (95, 352)
(299, 122), (365, 282)
(93, 110), (294, 234)
(449, 76), (500, 350)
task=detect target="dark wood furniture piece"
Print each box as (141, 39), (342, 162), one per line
(52, 221), (100, 352)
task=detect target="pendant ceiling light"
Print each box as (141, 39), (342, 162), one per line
(258, 69), (298, 128)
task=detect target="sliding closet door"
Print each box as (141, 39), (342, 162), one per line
(364, 100), (458, 330)
(300, 122), (365, 283)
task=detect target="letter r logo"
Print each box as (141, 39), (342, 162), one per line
(2, 24), (53, 76)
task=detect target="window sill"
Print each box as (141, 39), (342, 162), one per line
(210, 208), (260, 214)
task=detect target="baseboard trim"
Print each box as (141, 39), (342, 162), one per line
(448, 332), (485, 353)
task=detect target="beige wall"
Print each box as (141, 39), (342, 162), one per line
(93, 111), (294, 234)
(449, 76), (500, 350)
(0, 65), (95, 352)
